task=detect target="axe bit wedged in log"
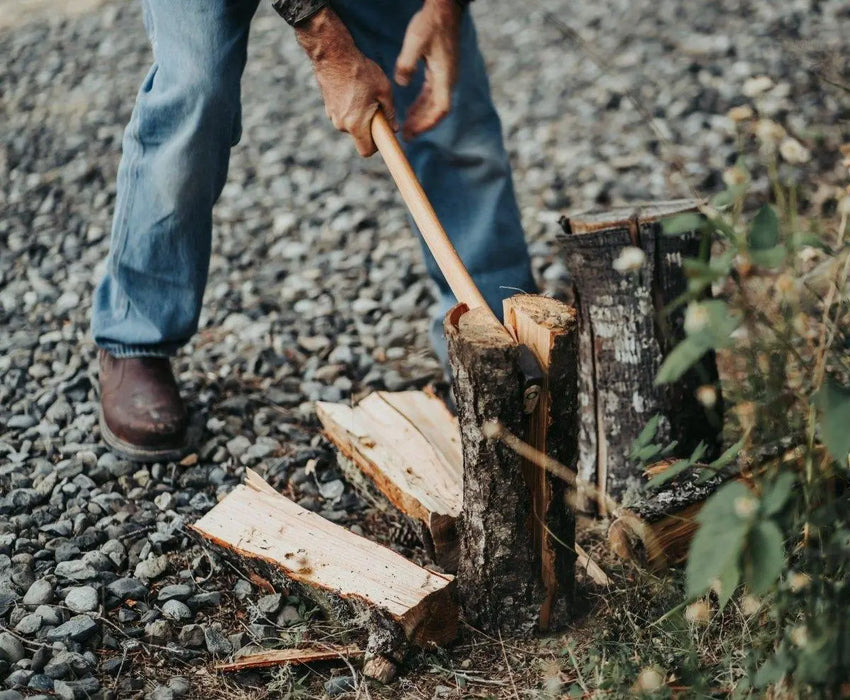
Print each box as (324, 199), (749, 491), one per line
(370, 110), (544, 404)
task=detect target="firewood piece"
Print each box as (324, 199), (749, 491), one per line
(191, 471), (458, 654)
(446, 301), (577, 633)
(607, 459), (736, 569)
(574, 543), (612, 587)
(559, 200), (722, 512)
(503, 294), (579, 630)
(214, 645), (364, 672)
(363, 654), (398, 683)
(316, 391), (462, 570)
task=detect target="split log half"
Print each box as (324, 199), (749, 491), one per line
(190, 470), (458, 656)
(503, 294), (579, 630)
(559, 200), (723, 512)
(316, 391), (462, 571)
(446, 299), (578, 633)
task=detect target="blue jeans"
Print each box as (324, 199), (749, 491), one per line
(91, 0), (536, 365)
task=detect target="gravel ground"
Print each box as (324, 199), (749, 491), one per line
(1, 1), (848, 698)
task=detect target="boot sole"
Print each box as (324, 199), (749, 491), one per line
(99, 411), (190, 464)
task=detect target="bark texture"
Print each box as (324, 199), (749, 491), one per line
(559, 200), (722, 512)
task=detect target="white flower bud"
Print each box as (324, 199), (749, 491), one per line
(741, 595), (761, 616)
(779, 137), (811, 164)
(696, 385), (718, 408)
(634, 667), (665, 692)
(790, 625), (808, 648)
(734, 496), (757, 519)
(684, 303), (710, 335)
(685, 600), (711, 625)
(612, 246), (647, 274)
(788, 572), (811, 592)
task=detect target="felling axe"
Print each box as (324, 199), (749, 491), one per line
(370, 110), (543, 413)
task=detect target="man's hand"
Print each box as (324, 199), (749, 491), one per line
(395, 0), (463, 141)
(296, 8), (398, 157)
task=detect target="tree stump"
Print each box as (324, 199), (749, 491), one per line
(445, 296), (578, 633)
(559, 200), (722, 513)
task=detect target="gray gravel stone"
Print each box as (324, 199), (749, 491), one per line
(46, 615), (98, 642)
(64, 586), (99, 613)
(134, 555), (168, 582)
(107, 577), (148, 602)
(257, 593), (282, 615)
(54, 561), (97, 583)
(14, 612), (43, 635)
(22, 578), (53, 607)
(203, 625), (232, 656)
(157, 584), (193, 602)
(177, 624), (205, 648)
(0, 633), (26, 664)
(161, 599), (192, 621)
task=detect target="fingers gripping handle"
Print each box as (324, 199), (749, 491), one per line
(370, 111), (497, 322)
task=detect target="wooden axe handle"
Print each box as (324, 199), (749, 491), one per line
(371, 111), (498, 323)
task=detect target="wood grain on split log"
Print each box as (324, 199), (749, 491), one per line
(191, 470), (457, 652)
(503, 295), (579, 630)
(316, 391), (462, 570)
(559, 200), (722, 512)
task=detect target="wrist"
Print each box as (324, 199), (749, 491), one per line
(295, 7), (356, 64)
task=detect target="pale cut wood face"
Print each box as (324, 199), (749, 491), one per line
(191, 472), (455, 633)
(317, 390), (463, 521)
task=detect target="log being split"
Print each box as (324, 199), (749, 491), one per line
(190, 470), (458, 663)
(316, 392), (462, 571)
(446, 296), (578, 633)
(559, 200), (723, 512)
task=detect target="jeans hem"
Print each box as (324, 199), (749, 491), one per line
(96, 343), (178, 359)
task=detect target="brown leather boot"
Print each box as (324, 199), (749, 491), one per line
(98, 350), (189, 462)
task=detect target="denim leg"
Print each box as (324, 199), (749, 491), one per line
(332, 0), (537, 364)
(92, 0), (260, 358)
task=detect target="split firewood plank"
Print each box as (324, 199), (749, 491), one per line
(559, 200), (723, 513)
(214, 645), (364, 672)
(316, 391), (462, 569)
(503, 294), (579, 631)
(190, 470), (458, 656)
(607, 459), (740, 569)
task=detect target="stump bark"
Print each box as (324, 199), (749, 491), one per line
(446, 297), (578, 632)
(559, 200), (722, 512)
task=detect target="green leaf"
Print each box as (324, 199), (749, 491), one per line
(656, 336), (709, 385)
(711, 184), (747, 209)
(663, 212), (705, 236)
(632, 414), (662, 455)
(686, 518), (747, 598)
(647, 459), (692, 488)
(745, 520), (785, 594)
(709, 437), (745, 471)
(686, 481), (754, 596)
(815, 377), (850, 466)
(754, 654), (788, 689)
(761, 472), (796, 517)
(697, 481), (755, 525)
(749, 205), (780, 250)
(716, 561), (740, 611)
(749, 244), (787, 269)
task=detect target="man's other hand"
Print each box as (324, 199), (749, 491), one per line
(296, 8), (398, 157)
(395, 0), (462, 141)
